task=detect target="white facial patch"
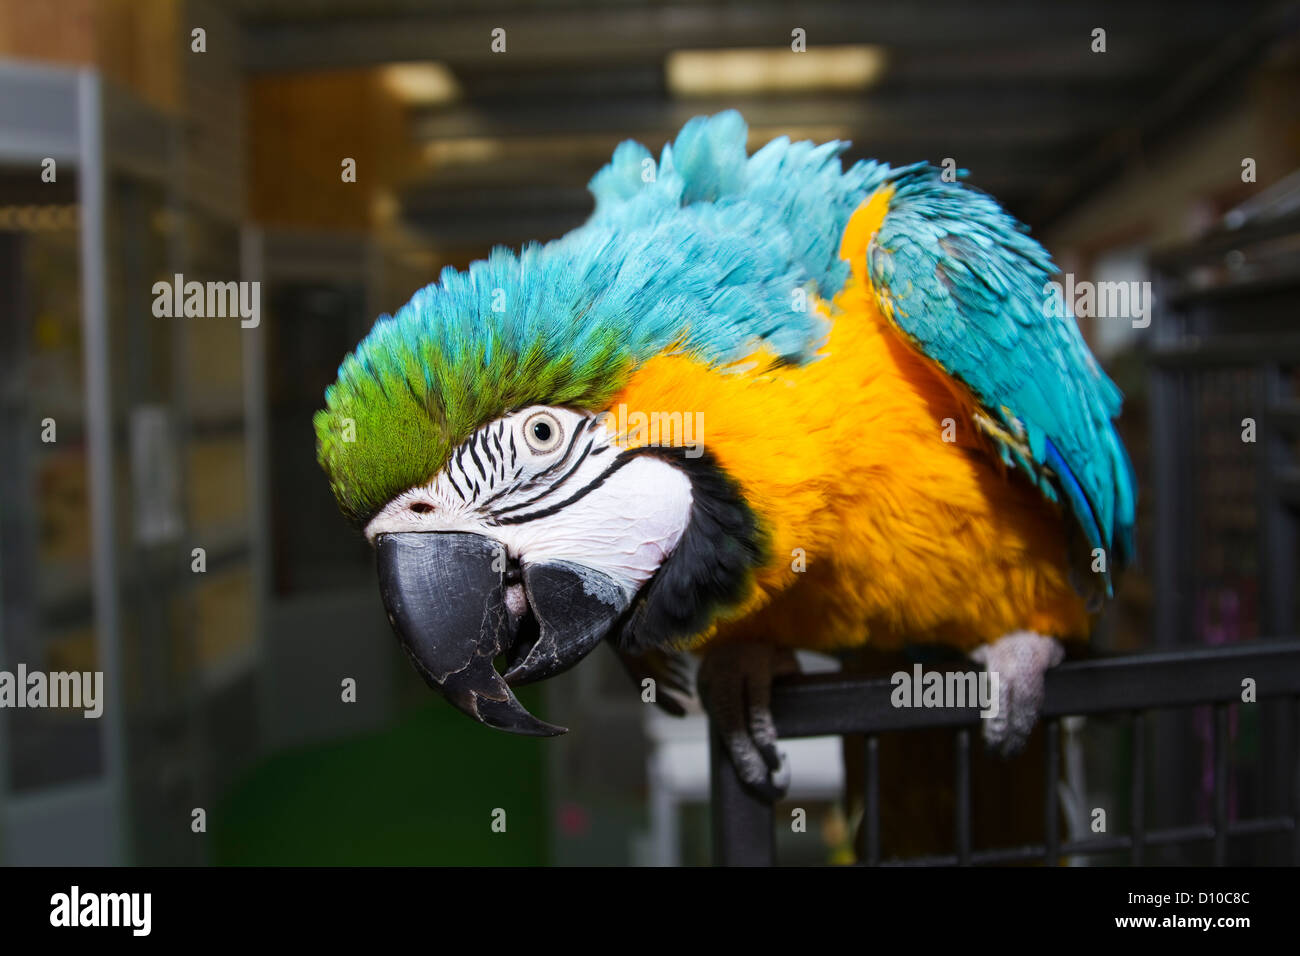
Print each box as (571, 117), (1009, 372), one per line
(364, 406), (694, 597)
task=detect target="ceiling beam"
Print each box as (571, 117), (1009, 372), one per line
(242, 1), (1250, 72)
(410, 92), (1122, 148)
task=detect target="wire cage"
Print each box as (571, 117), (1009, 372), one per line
(710, 643), (1300, 866)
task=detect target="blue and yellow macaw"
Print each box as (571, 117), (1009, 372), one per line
(316, 112), (1136, 797)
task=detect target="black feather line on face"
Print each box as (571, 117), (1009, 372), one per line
(490, 442), (626, 526)
(467, 431), (488, 480)
(612, 447), (767, 654)
(446, 470), (465, 501)
(490, 425), (591, 516)
(492, 427), (506, 477)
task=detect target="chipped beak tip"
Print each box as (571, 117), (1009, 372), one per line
(377, 531), (624, 737)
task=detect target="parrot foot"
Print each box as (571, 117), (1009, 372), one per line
(698, 643), (798, 801)
(613, 644), (699, 717)
(970, 631), (1064, 756)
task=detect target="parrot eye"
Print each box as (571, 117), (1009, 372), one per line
(522, 411), (564, 454)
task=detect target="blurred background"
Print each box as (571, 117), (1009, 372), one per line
(0, 0), (1298, 866)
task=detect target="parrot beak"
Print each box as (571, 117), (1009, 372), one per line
(376, 533), (629, 736)
(504, 560), (631, 686)
(376, 532), (564, 737)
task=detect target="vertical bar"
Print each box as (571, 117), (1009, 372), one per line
(1213, 703), (1229, 866)
(955, 728), (971, 865)
(1148, 357), (1192, 854)
(864, 734), (880, 866)
(1258, 362), (1298, 638)
(709, 728), (774, 866)
(1293, 697), (1300, 866)
(1148, 352), (1182, 654)
(1044, 718), (1060, 865)
(241, 227), (271, 742)
(1255, 364), (1297, 849)
(1131, 712), (1146, 865)
(78, 70), (128, 865)
(0, 233), (21, 858)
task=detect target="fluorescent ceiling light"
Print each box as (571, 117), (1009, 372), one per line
(423, 138), (505, 166)
(381, 61), (461, 105)
(666, 46), (886, 96)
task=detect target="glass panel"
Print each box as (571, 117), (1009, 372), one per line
(267, 279), (372, 594)
(0, 166), (105, 792)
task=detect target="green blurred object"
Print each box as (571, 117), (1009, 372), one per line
(212, 697), (549, 865)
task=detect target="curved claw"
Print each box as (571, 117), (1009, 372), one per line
(699, 643), (793, 801)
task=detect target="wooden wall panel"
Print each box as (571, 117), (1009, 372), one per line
(247, 68), (414, 231)
(0, 0), (180, 112)
(0, 0), (97, 68)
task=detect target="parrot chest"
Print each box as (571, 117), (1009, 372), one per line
(616, 278), (1091, 654)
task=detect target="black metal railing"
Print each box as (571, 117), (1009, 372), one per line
(709, 639), (1300, 866)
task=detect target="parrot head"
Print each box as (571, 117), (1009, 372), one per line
(313, 251), (766, 736)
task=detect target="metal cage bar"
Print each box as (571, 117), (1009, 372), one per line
(955, 728), (972, 865)
(863, 735), (880, 866)
(709, 640), (1300, 866)
(1131, 712), (1146, 865)
(1214, 703), (1230, 866)
(1044, 718), (1060, 865)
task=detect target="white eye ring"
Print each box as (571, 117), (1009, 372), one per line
(522, 411), (564, 455)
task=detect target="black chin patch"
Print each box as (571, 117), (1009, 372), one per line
(614, 447), (766, 654)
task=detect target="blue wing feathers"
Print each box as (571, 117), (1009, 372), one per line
(863, 163), (1136, 574)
